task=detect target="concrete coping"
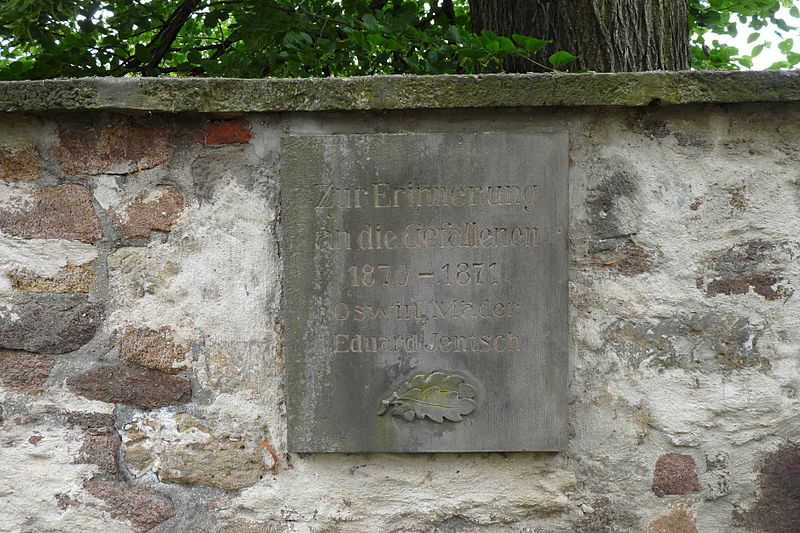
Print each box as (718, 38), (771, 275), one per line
(0, 71), (798, 113)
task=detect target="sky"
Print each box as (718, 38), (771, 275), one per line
(712, 5), (799, 69)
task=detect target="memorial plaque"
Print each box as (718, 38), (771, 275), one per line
(282, 132), (568, 452)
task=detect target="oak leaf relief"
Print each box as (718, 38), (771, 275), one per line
(377, 371), (477, 423)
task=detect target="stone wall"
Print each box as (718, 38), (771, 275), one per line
(0, 73), (799, 532)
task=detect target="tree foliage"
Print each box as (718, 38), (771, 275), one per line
(0, 0), (796, 80)
(690, 0), (800, 70)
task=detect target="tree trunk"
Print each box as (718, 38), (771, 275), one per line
(469, 0), (690, 72)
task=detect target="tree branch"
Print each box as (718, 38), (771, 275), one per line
(141, 0), (202, 76)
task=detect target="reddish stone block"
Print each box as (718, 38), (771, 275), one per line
(67, 409), (121, 474)
(115, 186), (185, 238)
(199, 119), (252, 145)
(0, 184), (101, 243)
(648, 504), (698, 533)
(652, 453), (701, 497)
(120, 326), (188, 373)
(0, 350), (55, 393)
(66, 411), (116, 430)
(0, 300), (103, 354)
(55, 120), (169, 175)
(733, 443), (800, 532)
(67, 364), (191, 408)
(85, 481), (174, 532)
(0, 145), (40, 181)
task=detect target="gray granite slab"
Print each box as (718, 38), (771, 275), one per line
(282, 132), (568, 452)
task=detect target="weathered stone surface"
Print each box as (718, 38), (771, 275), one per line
(607, 313), (769, 372)
(8, 263), (93, 293)
(733, 444), (800, 533)
(652, 453), (700, 497)
(85, 481), (174, 532)
(1, 72), (799, 113)
(648, 504), (699, 533)
(0, 350), (55, 393)
(120, 326), (189, 374)
(587, 236), (655, 276)
(124, 414), (267, 491)
(55, 119), (169, 175)
(67, 364), (191, 408)
(114, 186), (184, 238)
(698, 240), (796, 301)
(0, 300), (103, 354)
(0, 145), (40, 180)
(224, 520), (287, 533)
(573, 497), (638, 533)
(199, 120), (252, 145)
(0, 184), (101, 243)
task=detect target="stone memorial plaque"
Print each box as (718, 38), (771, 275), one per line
(282, 132), (568, 452)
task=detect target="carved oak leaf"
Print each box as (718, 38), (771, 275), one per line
(377, 371), (476, 423)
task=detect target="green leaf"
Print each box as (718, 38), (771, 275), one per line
(458, 48), (485, 60)
(361, 13), (379, 30)
(496, 36), (515, 52)
(738, 55), (753, 68)
(548, 50), (578, 67)
(767, 60), (791, 69)
(751, 43), (765, 57)
(791, 5), (800, 18)
(778, 38), (794, 53)
(747, 32), (760, 43)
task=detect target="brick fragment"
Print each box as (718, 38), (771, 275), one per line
(199, 119), (252, 145)
(114, 186), (184, 238)
(55, 120), (169, 175)
(0, 145), (40, 181)
(652, 453), (700, 497)
(0, 184), (101, 243)
(0, 300), (102, 354)
(0, 350), (55, 393)
(121, 326), (189, 373)
(85, 481), (174, 532)
(67, 364), (191, 408)
(8, 263), (93, 293)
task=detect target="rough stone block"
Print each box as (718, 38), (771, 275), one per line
(55, 120), (169, 175)
(114, 185), (185, 238)
(733, 444), (800, 532)
(698, 240), (796, 301)
(68, 411), (122, 474)
(125, 414), (267, 490)
(652, 453), (701, 497)
(199, 119), (252, 145)
(0, 145), (40, 181)
(8, 263), (93, 293)
(0, 184), (101, 243)
(0, 299), (103, 354)
(648, 504), (698, 533)
(67, 364), (191, 408)
(84, 481), (174, 532)
(120, 326), (189, 374)
(0, 350), (55, 393)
